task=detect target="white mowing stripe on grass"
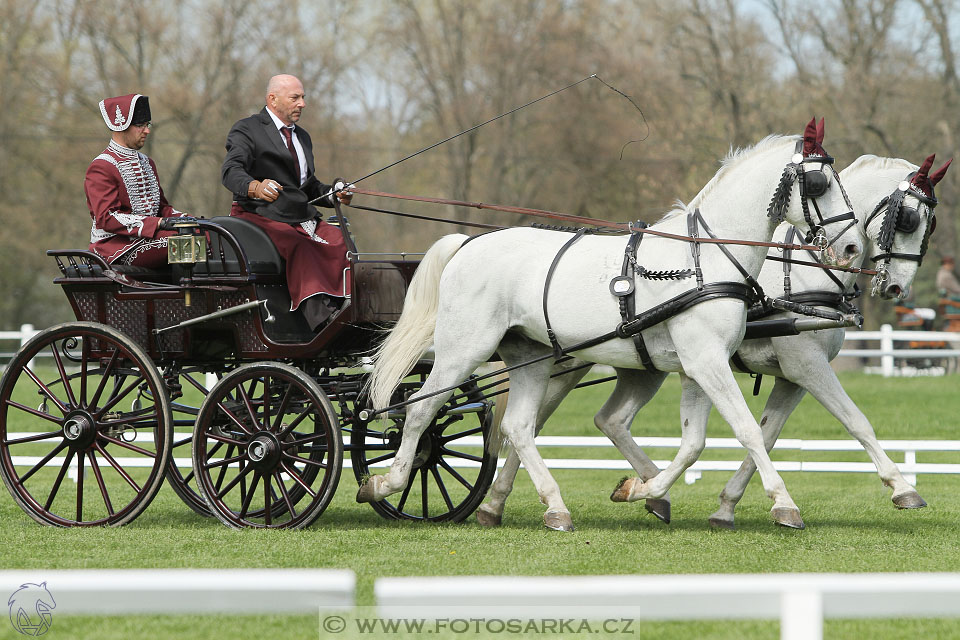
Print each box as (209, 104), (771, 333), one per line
(0, 569), (354, 614)
(375, 573), (960, 640)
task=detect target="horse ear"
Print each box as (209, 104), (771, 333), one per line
(816, 118), (825, 145)
(803, 117), (817, 142)
(931, 158), (953, 185)
(917, 154), (936, 178)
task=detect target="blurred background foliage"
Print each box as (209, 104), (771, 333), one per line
(1, 0), (958, 329)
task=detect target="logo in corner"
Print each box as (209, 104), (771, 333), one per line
(8, 582), (55, 636)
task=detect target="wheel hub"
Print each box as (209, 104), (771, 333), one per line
(63, 413), (96, 449)
(247, 433), (281, 471)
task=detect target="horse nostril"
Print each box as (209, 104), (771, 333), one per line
(845, 243), (860, 259)
(886, 284), (903, 299)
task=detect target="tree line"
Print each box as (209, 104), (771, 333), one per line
(1, 0), (957, 329)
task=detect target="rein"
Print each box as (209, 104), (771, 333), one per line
(345, 187), (821, 252)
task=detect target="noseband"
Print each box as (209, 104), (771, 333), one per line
(767, 141), (859, 253)
(863, 176), (938, 294)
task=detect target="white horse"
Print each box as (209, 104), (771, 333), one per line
(474, 153), (950, 530)
(361, 121), (864, 531)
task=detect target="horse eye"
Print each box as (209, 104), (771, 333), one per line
(804, 170), (828, 197)
(895, 207), (920, 233)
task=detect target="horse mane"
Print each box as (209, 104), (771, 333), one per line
(841, 154), (916, 175)
(658, 134), (798, 222)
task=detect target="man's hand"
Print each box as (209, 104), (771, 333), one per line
(333, 179), (353, 205)
(249, 179), (282, 202)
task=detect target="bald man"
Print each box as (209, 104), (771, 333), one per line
(222, 74), (352, 330)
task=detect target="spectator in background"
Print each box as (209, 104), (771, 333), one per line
(937, 256), (960, 297)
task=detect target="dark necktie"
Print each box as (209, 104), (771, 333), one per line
(281, 126), (301, 186)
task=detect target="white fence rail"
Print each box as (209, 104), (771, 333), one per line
(9, 434), (958, 486)
(841, 324), (960, 376)
(0, 569), (354, 615)
(375, 573), (960, 640)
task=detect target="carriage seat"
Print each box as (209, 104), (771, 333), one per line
(193, 216), (285, 276)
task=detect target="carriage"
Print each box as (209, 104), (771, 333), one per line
(0, 206), (500, 529)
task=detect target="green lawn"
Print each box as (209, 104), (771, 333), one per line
(2, 372), (960, 639)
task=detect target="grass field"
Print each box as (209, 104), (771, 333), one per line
(2, 371), (960, 639)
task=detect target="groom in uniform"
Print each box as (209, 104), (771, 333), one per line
(221, 73), (352, 330)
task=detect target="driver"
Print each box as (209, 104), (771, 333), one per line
(84, 94), (193, 267)
(221, 74), (353, 331)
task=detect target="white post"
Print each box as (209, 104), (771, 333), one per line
(880, 323), (895, 378)
(21, 324), (36, 371)
(780, 589), (823, 640)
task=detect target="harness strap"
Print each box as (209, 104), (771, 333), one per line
(783, 226), (795, 297)
(542, 229), (587, 359)
(691, 209), (767, 306)
(616, 282), (756, 338)
(687, 212), (704, 289)
(616, 231), (656, 370)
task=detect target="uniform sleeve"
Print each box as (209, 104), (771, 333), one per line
(222, 122), (257, 199)
(85, 160), (163, 239)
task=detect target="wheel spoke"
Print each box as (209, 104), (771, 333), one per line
(363, 451), (397, 466)
(43, 450), (75, 511)
(271, 382), (294, 431)
(262, 376), (271, 434)
(212, 444), (236, 493)
(440, 447), (483, 463)
(396, 476), (414, 512)
(420, 468), (429, 517)
(216, 462), (254, 500)
(88, 451), (114, 516)
(172, 435), (193, 449)
(22, 366), (69, 415)
(98, 434), (157, 458)
(203, 452), (247, 470)
(88, 350), (121, 410)
(274, 471), (297, 519)
(440, 424), (484, 443)
(76, 450), (84, 521)
(94, 442), (141, 492)
(288, 432), (328, 446)
(50, 339), (78, 409)
(96, 372), (145, 417)
(437, 457), (474, 491)
(213, 400), (255, 436)
(279, 461), (317, 498)
(18, 441), (68, 484)
(79, 348), (89, 408)
(238, 471), (261, 519)
(431, 466), (454, 511)
(237, 382), (263, 432)
(204, 431), (247, 447)
(276, 407), (312, 440)
(3, 428), (63, 445)
(263, 474), (272, 526)
(280, 452), (327, 469)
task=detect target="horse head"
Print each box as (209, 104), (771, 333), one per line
(765, 118), (863, 268)
(8, 582), (56, 635)
(853, 153), (952, 299)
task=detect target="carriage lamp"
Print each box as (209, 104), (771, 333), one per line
(167, 231), (207, 264)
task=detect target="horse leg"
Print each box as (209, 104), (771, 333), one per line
(477, 362), (590, 527)
(683, 353), (804, 528)
(793, 360), (925, 509)
(496, 341), (574, 531)
(612, 373), (709, 505)
(598, 369), (671, 522)
(709, 377), (806, 530)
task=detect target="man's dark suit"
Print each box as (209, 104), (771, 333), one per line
(220, 107), (348, 330)
(222, 107), (336, 213)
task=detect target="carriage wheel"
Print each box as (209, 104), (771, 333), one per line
(192, 363), (342, 529)
(350, 376), (498, 522)
(0, 322), (172, 527)
(163, 368), (222, 517)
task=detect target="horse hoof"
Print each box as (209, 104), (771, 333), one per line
(610, 477), (637, 502)
(644, 498), (671, 524)
(356, 478), (378, 503)
(475, 505), (503, 527)
(544, 510), (574, 532)
(892, 490), (927, 510)
(708, 515), (735, 530)
(771, 507), (805, 530)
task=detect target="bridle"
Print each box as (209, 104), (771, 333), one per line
(863, 175), (938, 294)
(767, 140), (859, 256)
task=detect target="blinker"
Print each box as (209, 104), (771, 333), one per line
(803, 170), (828, 198)
(895, 207), (921, 234)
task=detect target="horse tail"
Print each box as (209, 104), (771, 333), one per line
(368, 233), (470, 411)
